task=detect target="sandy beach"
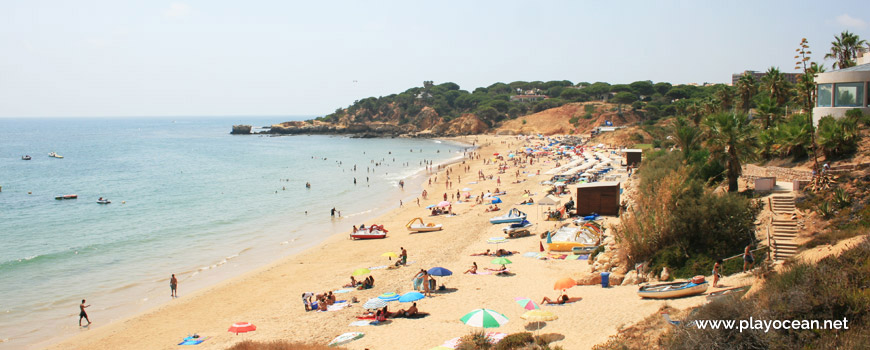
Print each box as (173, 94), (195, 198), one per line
(45, 135), (730, 350)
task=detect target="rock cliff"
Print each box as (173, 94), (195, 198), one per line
(231, 125), (252, 134)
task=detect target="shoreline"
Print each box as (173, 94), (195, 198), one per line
(45, 134), (713, 350)
(30, 137), (477, 350)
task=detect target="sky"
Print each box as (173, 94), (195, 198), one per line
(1, 0), (869, 118)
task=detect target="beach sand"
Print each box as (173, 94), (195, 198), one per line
(46, 135), (720, 350)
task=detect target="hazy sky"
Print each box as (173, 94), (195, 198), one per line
(1, 0), (868, 118)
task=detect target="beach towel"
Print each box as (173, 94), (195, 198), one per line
(469, 271), (492, 275)
(522, 252), (542, 258)
(333, 288), (355, 294)
(350, 320), (374, 327)
(324, 303), (350, 312)
(440, 332), (508, 349)
(576, 254), (589, 260)
(369, 265), (388, 270)
(178, 336), (209, 345)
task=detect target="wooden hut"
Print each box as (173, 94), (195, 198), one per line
(575, 181), (621, 216)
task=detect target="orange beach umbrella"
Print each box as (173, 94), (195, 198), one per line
(554, 277), (577, 291)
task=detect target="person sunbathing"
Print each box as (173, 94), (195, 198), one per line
(485, 264), (508, 272)
(494, 249), (519, 257)
(464, 262), (478, 274)
(326, 291), (336, 305)
(471, 249), (491, 256)
(395, 302), (418, 317)
(343, 276), (360, 288)
(541, 294), (582, 305)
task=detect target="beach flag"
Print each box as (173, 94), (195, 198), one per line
(539, 241), (545, 252)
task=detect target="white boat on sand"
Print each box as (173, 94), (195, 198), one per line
(406, 218), (442, 233)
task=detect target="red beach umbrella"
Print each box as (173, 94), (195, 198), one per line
(228, 322), (256, 335)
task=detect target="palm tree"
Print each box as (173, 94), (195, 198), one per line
(672, 117), (701, 161)
(735, 73), (757, 113)
(825, 31), (868, 69)
(703, 112), (758, 192)
(714, 85), (735, 112)
(755, 96), (784, 130)
(761, 67), (790, 107)
(686, 101), (703, 126)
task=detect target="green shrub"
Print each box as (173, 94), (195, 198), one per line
(494, 332), (534, 350)
(817, 115), (860, 159)
(585, 104), (597, 113)
(568, 116), (579, 126)
(457, 331), (492, 350)
(583, 112), (593, 119)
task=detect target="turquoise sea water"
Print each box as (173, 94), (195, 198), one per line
(0, 117), (467, 349)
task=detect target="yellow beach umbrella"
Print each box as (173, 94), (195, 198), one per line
(381, 252), (398, 259)
(521, 310), (558, 322)
(352, 268), (371, 276)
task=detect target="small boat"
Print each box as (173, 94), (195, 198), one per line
(547, 225), (600, 251)
(406, 218), (442, 233)
(22, 155), (31, 160)
(706, 285), (749, 300)
(489, 208), (527, 224)
(55, 194), (78, 200)
(638, 277), (708, 299)
(351, 225), (388, 240)
(97, 199), (111, 204)
(503, 219), (533, 238)
(49, 152), (63, 159)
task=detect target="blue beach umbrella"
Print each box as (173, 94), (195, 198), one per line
(427, 267), (453, 276)
(491, 197), (502, 204)
(426, 204), (436, 209)
(398, 292), (425, 303)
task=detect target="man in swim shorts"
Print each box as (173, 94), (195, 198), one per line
(170, 274), (178, 297)
(79, 299), (91, 326)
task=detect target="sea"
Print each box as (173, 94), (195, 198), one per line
(0, 117), (469, 349)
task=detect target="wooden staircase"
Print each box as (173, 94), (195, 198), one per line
(769, 196), (799, 261)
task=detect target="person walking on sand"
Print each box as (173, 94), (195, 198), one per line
(743, 246), (755, 273)
(79, 299), (91, 326)
(400, 247), (408, 265)
(712, 260), (723, 288)
(422, 271), (431, 296)
(170, 274), (178, 297)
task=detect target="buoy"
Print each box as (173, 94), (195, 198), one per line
(122, 201), (126, 204)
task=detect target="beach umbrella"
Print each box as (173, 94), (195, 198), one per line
(227, 322), (256, 335)
(426, 204), (436, 209)
(398, 291), (425, 303)
(521, 310), (557, 322)
(381, 252), (398, 259)
(427, 267), (453, 276)
(493, 153), (499, 156)
(352, 268), (371, 277)
(378, 292), (400, 302)
(514, 297), (541, 310)
(490, 257), (512, 265)
(437, 201), (451, 208)
(487, 237), (507, 249)
(554, 277), (577, 291)
(328, 332), (364, 347)
(460, 308), (509, 328)
(363, 298), (388, 309)
(490, 196), (502, 204)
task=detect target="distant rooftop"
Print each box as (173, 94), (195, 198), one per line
(831, 63), (870, 73)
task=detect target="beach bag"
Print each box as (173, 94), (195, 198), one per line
(692, 275), (706, 284)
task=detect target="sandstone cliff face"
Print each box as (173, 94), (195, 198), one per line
(430, 113), (489, 136)
(231, 125), (252, 134)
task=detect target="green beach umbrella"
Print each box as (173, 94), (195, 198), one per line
(352, 268), (371, 276)
(460, 308), (509, 328)
(490, 257), (512, 265)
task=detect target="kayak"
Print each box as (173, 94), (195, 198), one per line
(638, 279), (708, 299)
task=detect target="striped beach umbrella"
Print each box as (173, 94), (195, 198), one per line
(328, 332), (364, 347)
(378, 292), (400, 302)
(514, 297), (541, 310)
(227, 322), (256, 335)
(363, 298), (388, 309)
(521, 310), (557, 322)
(460, 309), (509, 328)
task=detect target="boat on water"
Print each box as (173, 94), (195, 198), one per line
(489, 208), (527, 224)
(502, 219), (533, 238)
(55, 194), (78, 200)
(22, 155), (31, 160)
(48, 152), (63, 159)
(406, 218), (442, 233)
(351, 225), (388, 240)
(546, 223), (601, 251)
(638, 277), (709, 299)
(97, 199), (111, 204)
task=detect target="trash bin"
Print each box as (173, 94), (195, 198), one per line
(600, 272), (611, 288)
